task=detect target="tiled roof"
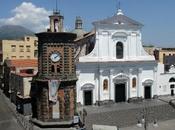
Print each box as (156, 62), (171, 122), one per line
(5, 59), (38, 68)
(16, 73), (36, 77)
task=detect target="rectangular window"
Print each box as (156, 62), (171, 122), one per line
(11, 56), (16, 59)
(20, 56), (24, 59)
(34, 50), (38, 57)
(34, 40), (38, 47)
(26, 45), (31, 52)
(11, 45), (16, 52)
(19, 45), (24, 52)
(27, 56), (30, 59)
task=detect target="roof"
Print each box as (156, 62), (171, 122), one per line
(92, 9), (143, 27)
(71, 29), (87, 38)
(5, 59), (38, 68)
(75, 30), (95, 42)
(16, 73), (36, 77)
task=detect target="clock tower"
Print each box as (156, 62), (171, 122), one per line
(31, 9), (77, 125)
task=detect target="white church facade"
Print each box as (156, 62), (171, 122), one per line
(76, 9), (175, 105)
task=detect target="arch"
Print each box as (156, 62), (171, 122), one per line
(51, 65), (55, 73)
(113, 73), (129, 83)
(116, 42), (123, 59)
(81, 83), (95, 90)
(142, 79), (153, 86)
(169, 77), (175, 82)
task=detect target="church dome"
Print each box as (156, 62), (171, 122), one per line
(71, 16), (86, 38)
(71, 29), (86, 38)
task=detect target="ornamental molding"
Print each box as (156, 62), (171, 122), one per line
(113, 73), (129, 83)
(142, 79), (153, 86)
(81, 83), (95, 90)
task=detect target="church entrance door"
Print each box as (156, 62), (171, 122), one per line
(115, 83), (126, 102)
(144, 86), (151, 99)
(84, 90), (93, 105)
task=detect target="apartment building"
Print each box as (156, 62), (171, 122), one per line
(3, 59), (38, 115)
(154, 48), (175, 63)
(0, 36), (38, 81)
(0, 36), (38, 62)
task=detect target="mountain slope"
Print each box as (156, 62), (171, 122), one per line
(0, 25), (35, 40)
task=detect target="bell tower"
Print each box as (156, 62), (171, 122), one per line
(49, 10), (64, 32)
(31, 2), (77, 127)
(49, 0), (64, 32)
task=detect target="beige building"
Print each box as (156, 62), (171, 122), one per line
(0, 36), (38, 63)
(143, 45), (155, 56)
(154, 48), (175, 63)
(0, 36), (38, 78)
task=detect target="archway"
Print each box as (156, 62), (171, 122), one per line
(142, 79), (153, 99)
(169, 77), (175, 96)
(113, 73), (129, 102)
(81, 83), (94, 105)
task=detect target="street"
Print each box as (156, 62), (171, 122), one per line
(0, 91), (24, 130)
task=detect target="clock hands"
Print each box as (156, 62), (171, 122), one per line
(54, 55), (59, 59)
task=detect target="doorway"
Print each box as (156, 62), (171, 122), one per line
(115, 83), (126, 102)
(170, 84), (175, 96)
(84, 90), (93, 105)
(171, 89), (174, 96)
(144, 86), (151, 99)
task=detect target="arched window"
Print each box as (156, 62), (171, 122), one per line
(169, 77), (175, 82)
(57, 65), (60, 73)
(116, 42), (123, 59)
(51, 65), (55, 73)
(132, 77), (136, 88)
(103, 79), (108, 91)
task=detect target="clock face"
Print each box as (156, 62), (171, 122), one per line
(50, 52), (61, 62)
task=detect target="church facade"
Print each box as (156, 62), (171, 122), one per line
(76, 9), (159, 105)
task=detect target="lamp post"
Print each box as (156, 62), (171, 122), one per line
(137, 102), (158, 130)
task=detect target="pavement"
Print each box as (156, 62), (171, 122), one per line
(80, 96), (175, 130)
(120, 119), (175, 130)
(158, 95), (175, 103)
(0, 89), (24, 130)
(1, 86), (175, 130)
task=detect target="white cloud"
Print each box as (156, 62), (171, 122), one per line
(0, 2), (51, 32)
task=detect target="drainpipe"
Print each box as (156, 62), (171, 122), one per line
(97, 30), (101, 106)
(98, 65), (101, 106)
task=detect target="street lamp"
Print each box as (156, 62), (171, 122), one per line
(136, 103), (158, 130)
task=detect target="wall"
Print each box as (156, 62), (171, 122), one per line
(76, 61), (156, 105)
(2, 36), (38, 62)
(157, 63), (175, 95)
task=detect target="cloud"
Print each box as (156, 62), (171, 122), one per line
(0, 2), (51, 32)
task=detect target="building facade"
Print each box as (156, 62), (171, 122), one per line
(0, 36), (38, 61)
(3, 59), (37, 99)
(154, 48), (175, 64)
(0, 36), (38, 81)
(76, 9), (158, 105)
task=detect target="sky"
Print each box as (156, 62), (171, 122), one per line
(0, 0), (175, 47)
